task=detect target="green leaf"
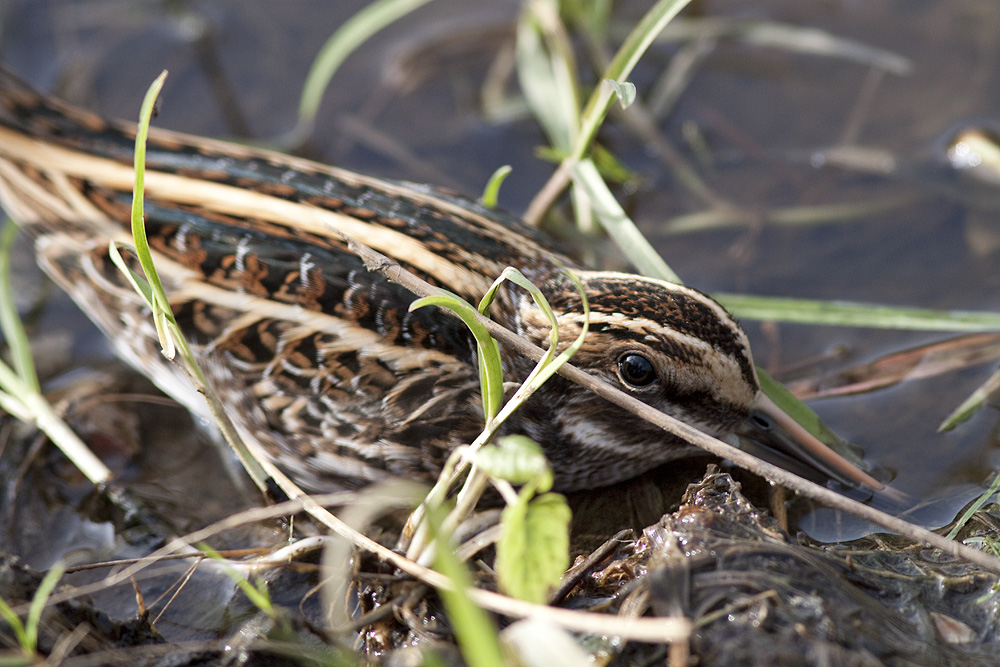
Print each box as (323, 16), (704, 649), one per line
(496, 491), (571, 604)
(0, 340), (111, 486)
(107, 243), (155, 309)
(590, 143), (636, 184)
(603, 79), (636, 108)
(944, 469), (1000, 541)
(474, 266), (571, 423)
(130, 72), (170, 314)
(0, 593), (29, 654)
(0, 382), (31, 422)
(0, 561), (66, 657)
(504, 269), (589, 404)
(117, 73), (273, 493)
(480, 266), (560, 350)
(127, 71), (183, 361)
(108, 241), (176, 358)
(477, 435), (553, 489)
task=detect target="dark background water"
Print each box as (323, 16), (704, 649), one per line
(2, 0), (1000, 547)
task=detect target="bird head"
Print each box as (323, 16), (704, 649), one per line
(507, 270), (884, 494)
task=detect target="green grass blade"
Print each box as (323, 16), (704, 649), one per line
(107, 243), (155, 310)
(511, 270), (589, 398)
(0, 594), (29, 654)
(0, 221), (39, 393)
(757, 368), (866, 466)
(716, 293), (1000, 331)
(480, 165), (512, 208)
(200, 544), (275, 617)
(570, 159), (680, 282)
(939, 367), (1000, 431)
(486, 268), (560, 350)
(945, 470), (1000, 541)
(426, 505), (505, 667)
(516, 0), (581, 153)
(573, 0), (694, 161)
(657, 17), (911, 75)
(123, 72), (272, 492)
(411, 294), (504, 422)
(0, 355), (111, 485)
(130, 72), (170, 320)
(128, 71), (178, 360)
(295, 0), (436, 140)
(25, 562), (65, 651)
(0, 383), (32, 421)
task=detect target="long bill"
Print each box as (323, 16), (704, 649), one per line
(738, 392), (890, 494)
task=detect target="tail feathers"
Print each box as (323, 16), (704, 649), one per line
(0, 69), (137, 244)
(0, 68), (136, 161)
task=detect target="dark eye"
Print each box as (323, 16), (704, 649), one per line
(618, 353), (657, 388)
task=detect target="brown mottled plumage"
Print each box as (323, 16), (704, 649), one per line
(0, 70), (882, 494)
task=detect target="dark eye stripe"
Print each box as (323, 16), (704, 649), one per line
(548, 274), (757, 391)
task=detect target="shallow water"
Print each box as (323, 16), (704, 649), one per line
(1, 0), (999, 564)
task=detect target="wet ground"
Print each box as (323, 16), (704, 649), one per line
(2, 0), (1000, 664)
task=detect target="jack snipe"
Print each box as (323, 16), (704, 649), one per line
(0, 70), (884, 494)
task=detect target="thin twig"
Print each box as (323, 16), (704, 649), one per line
(342, 236), (1000, 577)
(14, 492), (692, 644)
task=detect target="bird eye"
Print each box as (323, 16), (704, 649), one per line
(618, 353), (657, 388)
